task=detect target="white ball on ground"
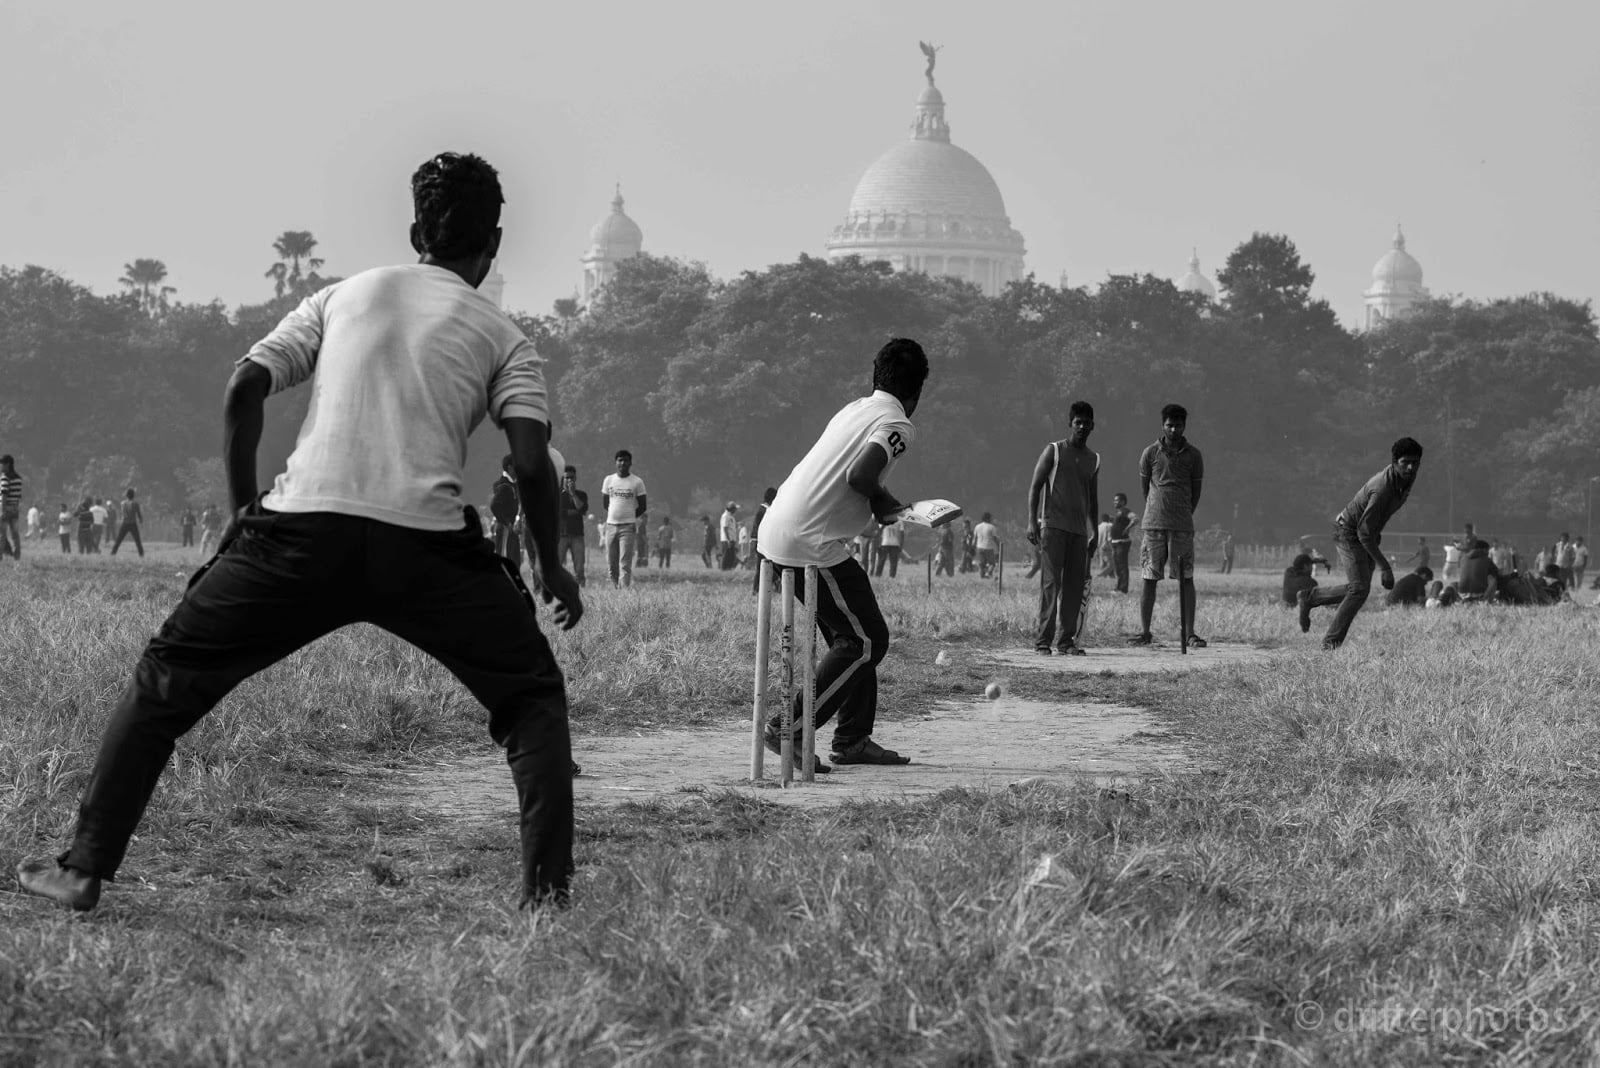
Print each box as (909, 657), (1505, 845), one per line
(985, 683), (1001, 700)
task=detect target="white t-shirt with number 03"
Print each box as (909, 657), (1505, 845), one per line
(758, 390), (914, 569)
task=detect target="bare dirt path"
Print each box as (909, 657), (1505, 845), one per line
(399, 643), (1274, 820)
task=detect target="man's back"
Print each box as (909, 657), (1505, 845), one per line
(246, 264), (544, 531)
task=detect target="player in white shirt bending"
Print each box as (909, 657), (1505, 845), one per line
(600, 451), (647, 588)
(17, 152), (583, 913)
(758, 337), (928, 769)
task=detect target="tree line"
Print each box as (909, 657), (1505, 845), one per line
(2, 231), (1595, 540)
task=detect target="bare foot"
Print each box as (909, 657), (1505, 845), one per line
(16, 857), (101, 911)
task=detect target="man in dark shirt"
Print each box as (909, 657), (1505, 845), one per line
(1298, 437), (1423, 648)
(1131, 404), (1204, 647)
(1107, 493), (1136, 593)
(490, 456), (522, 568)
(1385, 565), (1433, 606)
(1457, 541), (1499, 601)
(109, 488), (144, 557)
(557, 465), (588, 587)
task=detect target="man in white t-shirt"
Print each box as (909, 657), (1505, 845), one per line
(876, 518), (905, 577)
(758, 337), (928, 769)
(18, 152), (582, 913)
(973, 513), (1002, 578)
(719, 502), (740, 570)
(600, 450), (647, 587)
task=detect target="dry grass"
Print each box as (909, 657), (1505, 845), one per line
(5, 547), (1600, 1065)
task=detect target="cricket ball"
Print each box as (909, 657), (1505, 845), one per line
(985, 683), (1001, 700)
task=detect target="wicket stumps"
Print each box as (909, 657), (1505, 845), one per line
(750, 561), (818, 785)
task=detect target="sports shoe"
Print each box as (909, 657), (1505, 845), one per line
(1060, 644), (1087, 656)
(1186, 635), (1207, 649)
(831, 737), (911, 765)
(17, 857), (100, 911)
(1297, 589), (1312, 633)
(1127, 632), (1154, 646)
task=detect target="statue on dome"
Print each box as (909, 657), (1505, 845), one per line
(918, 40), (941, 86)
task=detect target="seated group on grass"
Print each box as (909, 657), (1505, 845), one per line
(1282, 541), (1571, 612)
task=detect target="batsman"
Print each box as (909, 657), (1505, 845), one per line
(1026, 401), (1099, 655)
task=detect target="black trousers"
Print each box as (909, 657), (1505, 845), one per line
(1112, 541), (1131, 592)
(61, 505), (573, 900)
(1035, 529), (1090, 651)
(764, 556), (888, 751)
(110, 521), (144, 556)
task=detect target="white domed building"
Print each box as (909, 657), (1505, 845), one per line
(1363, 225), (1429, 329)
(1176, 249), (1217, 300)
(826, 51), (1026, 297)
(581, 185), (644, 306)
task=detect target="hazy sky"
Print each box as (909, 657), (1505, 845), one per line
(3, 0), (1596, 326)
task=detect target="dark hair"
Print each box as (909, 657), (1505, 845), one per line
(1113, 492), (1127, 502)
(1292, 553), (1312, 569)
(981, 512), (993, 522)
(1069, 401), (1094, 422)
(763, 487), (777, 503)
(1473, 539), (1490, 552)
(501, 453), (514, 472)
(563, 464), (576, 474)
(410, 152), (503, 259)
(0, 454), (12, 465)
(125, 488), (136, 498)
(1416, 566), (1434, 581)
(1160, 403), (1188, 423)
(871, 338), (929, 400)
(1391, 436), (1423, 462)
(615, 449), (632, 462)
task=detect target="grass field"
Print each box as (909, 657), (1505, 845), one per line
(5, 545), (1600, 1065)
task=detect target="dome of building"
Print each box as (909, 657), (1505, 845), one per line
(1370, 225), (1423, 285)
(825, 49), (1026, 298)
(580, 185), (644, 306)
(1363, 224), (1429, 330)
(1176, 249), (1216, 299)
(586, 187), (643, 259)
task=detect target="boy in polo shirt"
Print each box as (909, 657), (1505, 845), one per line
(759, 337), (928, 769)
(1026, 401), (1099, 655)
(18, 152), (583, 913)
(1131, 404), (1205, 647)
(600, 450), (646, 587)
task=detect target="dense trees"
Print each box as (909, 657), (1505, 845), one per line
(0, 235), (1595, 539)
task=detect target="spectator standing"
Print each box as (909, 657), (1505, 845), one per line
(1218, 530), (1235, 574)
(719, 502), (740, 570)
(959, 517), (976, 573)
(1574, 537), (1589, 590)
(179, 507), (197, 548)
(75, 497), (95, 554)
(600, 450), (646, 587)
(198, 504), (222, 556)
(104, 498), (119, 550)
(1556, 533), (1576, 589)
(699, 515), (715, 567)
(1107, 493), (1136, 593)
(109, 488), (145, 556)
(935, 521), (955, 576)
(1131, 404), (1205, 647)
(973, 512), (1002, 578)
(1402, 536), (1431, 573)
(89, 499), (108, 552)
(57, 503), (72, 553)
(1026, 401), (1099, 656)
(490, 457), (523, 568)
(0, 455), (21, 560)
(654, 516), (674, 568)
(635, 513), (650, 569)
(876, 518), (905, 577)
(737, 520), (752, 568)
(1096, 513), (1114, 576)
(557, 466), (588, 587)
(27, 503), (42, 541)
(749, 486), (777, 593)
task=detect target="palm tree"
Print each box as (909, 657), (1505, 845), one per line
(119, 258), (174, 314)
(265, 230), (325, 297)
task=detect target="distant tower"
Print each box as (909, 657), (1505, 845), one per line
(479, 260), (506, 310)
(1176, 248), (1217, 300)
(1363, 224), (1429, 329)
(581, 185), (644, 306)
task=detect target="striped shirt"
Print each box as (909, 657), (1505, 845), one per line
(0, 471), (20, 517)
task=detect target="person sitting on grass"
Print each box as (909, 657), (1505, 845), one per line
(1457, 540), (1500, 602)
(1298, 437), (1423, 649)
(756, 337), (929, 770)
(16, 150), (583, 913)
(1385, 565), (1433, 607)
(1281, 553), (1318, 608)
(1426, 580), (1460, 608)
